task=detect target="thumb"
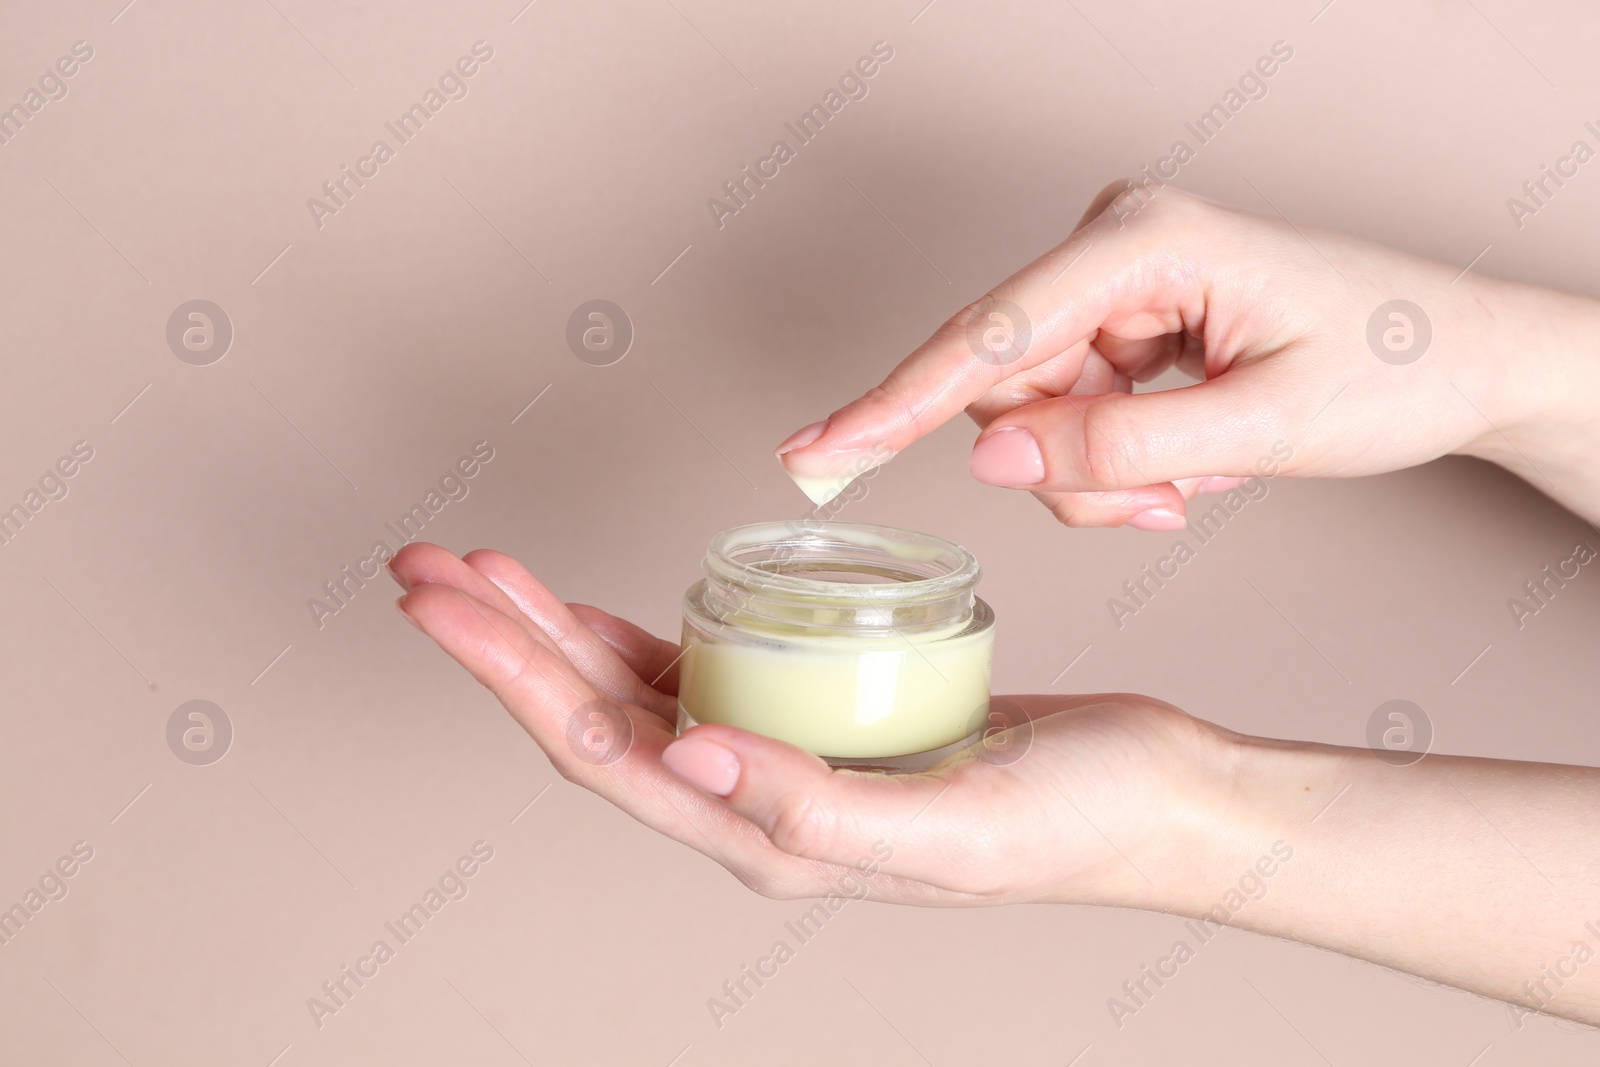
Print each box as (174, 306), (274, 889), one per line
(661, 723), (982, 887)
(969, 368), (1301, 493)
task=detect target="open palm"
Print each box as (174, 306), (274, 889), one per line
(391, 541), (1227, 909)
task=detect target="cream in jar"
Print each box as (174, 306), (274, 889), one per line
(677, 520), (994, 766)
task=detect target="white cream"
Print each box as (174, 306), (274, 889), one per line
(678, 619), (993, 758)
(786, 471), (849, 506)
(778, 447), (895, 506)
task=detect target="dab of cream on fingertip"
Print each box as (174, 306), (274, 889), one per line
(779, 447), (896, 507)
(786, 471), (847, 506)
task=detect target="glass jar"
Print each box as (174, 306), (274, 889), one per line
(677, 519), (995, 770)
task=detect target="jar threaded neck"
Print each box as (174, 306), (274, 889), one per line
(695, 520), (980, 635)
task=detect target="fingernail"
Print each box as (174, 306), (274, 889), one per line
(969, 427), (1044, 487)
(1197, 476), (1246, 494)
(661, 735), (741, 796)
(1127, 508), (1187, 531)
(387, 558), (409, 592)
(775, 420), (829, 456)
(395, 595), (423, 630)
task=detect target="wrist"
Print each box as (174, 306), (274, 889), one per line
(1453, 275), (1600, 517)
(1110, 725), (1354, 921)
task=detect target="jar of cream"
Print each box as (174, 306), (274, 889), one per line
(677, 520), (995, 769)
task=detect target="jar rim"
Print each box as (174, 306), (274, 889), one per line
(702, 519), (980, 605)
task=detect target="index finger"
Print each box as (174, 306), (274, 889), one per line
(774, 181), (1210, 504)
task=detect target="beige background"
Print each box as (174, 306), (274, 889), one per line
(2, 0), (1599, 1063)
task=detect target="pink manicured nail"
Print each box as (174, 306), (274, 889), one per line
(1127, 508), (1187, 531)
(775, 420), (829, 456)
(662, 736), (741, 796)
(1197, 476), (1246, 494)
(395, 596), (424, 630)
(969, 427), (1045, 486)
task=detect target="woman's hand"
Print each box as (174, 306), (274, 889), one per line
(393, 541), (1600, 1025)
(388, 540), (1232, 908)
(774, 180), (1600, 526)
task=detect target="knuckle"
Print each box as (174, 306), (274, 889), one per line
(765, 791), (835, 860)
(1095, 178), (1156, 229)
(938, 294), (1011, 347)
(926, 302), (996, 374)
(860, 381), (926, 437)
(942, 299), (987, 334)
(1078, 398), (1143, 488)
(1045, 494), (1095, 529)
(1090, 176), (1204, 238)
(1092, 176), (1138, 204)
